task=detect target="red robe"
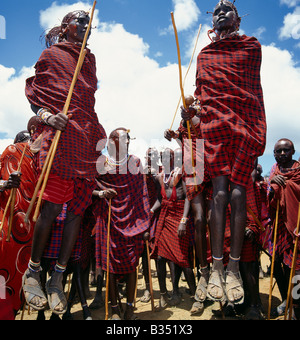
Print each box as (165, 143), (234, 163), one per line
(25, 41), (106, 181)
(153, 174), (192, 268)
(195, 35), (266, 187)
(0, 143), (36, 315)
(95, 156), (150, 274)
(269, 161), (300, 269)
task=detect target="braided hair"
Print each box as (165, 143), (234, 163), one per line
(42, 10), (89, 48)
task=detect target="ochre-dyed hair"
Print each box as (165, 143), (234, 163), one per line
(215, 0), (239, 18)
(42, 10), (89, 48)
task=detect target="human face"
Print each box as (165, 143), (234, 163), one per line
(66, 13), (90, 44)
(212, 1), (239, 33)
(273, 140), (295, 166)
(161, 149), (174, 173)
(110, 130), (130, 157)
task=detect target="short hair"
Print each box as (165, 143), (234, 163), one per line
(274, 138), (295, 152)
(14, 130), (30, 144)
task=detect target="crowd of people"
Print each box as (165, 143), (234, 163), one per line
(0, 0), (299, 321)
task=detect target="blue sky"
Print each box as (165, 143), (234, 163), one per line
(1, 0), (300, 175)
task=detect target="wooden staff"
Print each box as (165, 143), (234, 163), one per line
(284, 201), (300, 320)
(144, 232), (155, 312)
(25, 1), (97, 223)
(171, 12), (198, 191)
(105, 198), (112, 320)
(268, 200), (280, 320)
(169, 23), (202, 131)
(0, 144), (27, 241)
(246, 203), (265, 232)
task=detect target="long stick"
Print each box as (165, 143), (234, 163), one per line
(170, 23), (202, 131)
(171, 12), (198, 191)
(24, 138), (56, 224)
(0, 144), (27, 241)
(145, 239), (155, 312)
(246, 203), (265, 232)
(284, 202), (300, 320)
(105, 198), (112, 320)
(268, 200), (280, 320)
(29, 1), (97, 222)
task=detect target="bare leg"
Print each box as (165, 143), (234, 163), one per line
(124, 271), (138, 320)
(191, 194), (208, 268)
(157, 256), (169, 308)
(207, 176), (229, 300)
(47, 210), (82, 314)
(225, 183), (246, 304)
(23, 202), (63, 310)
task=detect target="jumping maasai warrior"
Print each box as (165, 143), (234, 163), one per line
(0, 118), (40, 318)
(22, 10), (106, 315)
(94, 128), (150, 320)
(181, 0), (266, 304)
(268, 138), (300, 318)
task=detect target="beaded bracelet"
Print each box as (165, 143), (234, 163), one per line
(0, 180), (7, 192)
(180, 217), (189, 224)
(37, 107), (54, 125)
(98, 190), (105, 198)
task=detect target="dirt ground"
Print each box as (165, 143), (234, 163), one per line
(16, 253), (284, 321)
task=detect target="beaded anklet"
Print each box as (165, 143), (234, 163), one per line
(55, 262), (67, 273)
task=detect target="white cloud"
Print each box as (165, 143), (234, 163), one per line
(279, 6), (300, 40)
(253, 26), (266, 40)
(1, 1), (300, 170)
(172, 0), (201, 32)
(280, 0), (300, 7)
(261, 44), (300, 154)
(0, 65), (35, 151)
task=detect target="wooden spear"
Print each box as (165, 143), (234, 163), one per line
(25, 1), (97, 223)
(170, 12), (198, 191)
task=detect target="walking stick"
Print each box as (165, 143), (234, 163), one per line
(284, 201), (300, 320)
(169, 23), (202, 131)
(268, 200), (280, 320)
(25, 1), (97, 223)
(0, 144), (27, 240)
(105, 198), (112, 320)
(144, 232), (155, 311)
(171, 12), (198, 191)
(246, 203), (265, 232)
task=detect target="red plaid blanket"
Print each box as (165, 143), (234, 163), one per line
(195, 35), (266, 187)
(25, 41), (106, 180)
(95, 156), (150, 274)
(269, 161), (300, 269)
